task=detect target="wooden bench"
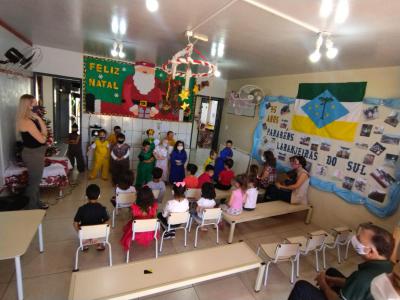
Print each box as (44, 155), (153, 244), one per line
(68, 242), (265, 300)
(223, 201), (313, 243)
(215, 188), (266, 201)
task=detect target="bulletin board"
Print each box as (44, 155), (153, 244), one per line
(251, 83), (400, 218)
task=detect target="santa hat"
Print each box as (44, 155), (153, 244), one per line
(135, 61), (155, 68)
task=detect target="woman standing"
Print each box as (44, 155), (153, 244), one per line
(169, 140), (187, 183)
(16, 94), (48, 209)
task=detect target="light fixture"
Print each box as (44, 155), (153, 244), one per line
(111, 41), (126, 58)
(325, 38), (338, 59)
(146, 0), (159, 12)
(118, 43), (125, 58)
(111, 41), (118, 57)
(215, 69), (221, 77)
(335, 0), (349, 24)
(111, 16), (119, 34)
(119, 19), (127, 35)
(309, 50), (321, 63)
(309, 32), (339, 62)
(319, 0), (333, 18)
(217, 41), (225, 58)
(211, 42), (217, 57)
(111, 16), (127, 35)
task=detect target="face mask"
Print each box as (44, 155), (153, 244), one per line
(371, 273), (400, 300)
(117, 140), (124, 144)
(177, 146), (183, 151)
(99, 136), (106, 140)
(261, 156), (266, 162)
(163, 142), (168, 147)
(351, 235), (370, 255)
(72, 128), (78, 132)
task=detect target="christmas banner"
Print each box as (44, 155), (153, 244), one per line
(83, 56), (196, 122)
(251, 83), (400, 218)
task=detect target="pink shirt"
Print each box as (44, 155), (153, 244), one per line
(229, 189), (246, 210)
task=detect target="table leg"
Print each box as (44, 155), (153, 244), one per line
(15, 256), (23, 300)
(254, 262), (266, 292)
(38, 223), (44, 253)
(228, 222), (236, 244)
(305, 206), (313, 224)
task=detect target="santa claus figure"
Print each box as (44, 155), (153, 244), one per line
(121, 61), (163, 118)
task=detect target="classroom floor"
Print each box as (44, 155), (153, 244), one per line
(0, 170), (362, 300)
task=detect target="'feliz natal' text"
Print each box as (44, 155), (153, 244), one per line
(87, 63), (120, 90)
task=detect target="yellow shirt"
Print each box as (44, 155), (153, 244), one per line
(203, 157), (215, 171)
(94, 139), (110, 158)
(108, 134), (117, 146)
(168, 138), (176, 147)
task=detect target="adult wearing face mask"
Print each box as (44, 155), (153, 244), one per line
(288, 223), (394, 300)
(110, 133), (130, 185)
(371, 262), (400, 300)
(16, 94), (48, 209)
(169, 141), (187, 184)
(88, 129), (110, 180)
(153, 138), (169, 182)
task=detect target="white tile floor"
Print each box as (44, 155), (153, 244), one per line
(0, 170), (362, 300)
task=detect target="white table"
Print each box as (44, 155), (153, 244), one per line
(69, 242), (265, 300)
(0, 210), (46, 300)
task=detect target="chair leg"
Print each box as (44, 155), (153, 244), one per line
(112, 209), (115, 228)
(159, 231), (166, 252)
(74, 247), (81, 271)
(216, 223), (219, 244)
(290, 260), (295, 284)
(188, 217), (192, 232)
(184, 228), (187, 247)
(296, 255), (300, 278)
(322, 247), (327, 269)
(263, 261), (272, 286)
(106, 242), (112, 267)
(126, 248), (130, 263)
(155, 238), (158, 259)
(337, 245), (341, 264)
(194, 226), (200, 248)
(315, 250), (320, 272)
(256, 246), (260, 256)
(345, 241), (350, 260)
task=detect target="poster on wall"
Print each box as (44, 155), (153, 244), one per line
(83, 56), (196, 122)
(251, 82), (400, 218)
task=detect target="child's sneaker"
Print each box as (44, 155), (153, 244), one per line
(163, 231), (176, 239)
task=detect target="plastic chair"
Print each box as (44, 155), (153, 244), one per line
(322, 227), (353, 268)
(74, 224), (112, 271)
(159, 212), (190, 252)
(112, 192), (137, 228)
(189, 208), (222, 248)
(257, 242), (301, 286)
(286, 231), (328, 275)
(185, 188), (201, 200)
(126, 218), (159, 263)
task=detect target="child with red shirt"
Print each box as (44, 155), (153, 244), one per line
(215, 159), (235, 190)
(198, 164), (214, 188)
(183, 163), (199, 188)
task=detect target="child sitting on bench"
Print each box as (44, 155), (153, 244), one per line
(244, 175), (258, 211)
(215, 159), (235, 190)
(221, 174), (247, 216)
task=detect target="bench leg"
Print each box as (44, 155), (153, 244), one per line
(228, 222), (236, 244)
(305, 206), (313, 224)
(255, 262), (266, 292)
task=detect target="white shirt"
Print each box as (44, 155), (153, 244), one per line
(162, 198), (189, 218)
(196, 197), (216, 218)
(116, 186), (136, 194)
(244, 187), (258, 209)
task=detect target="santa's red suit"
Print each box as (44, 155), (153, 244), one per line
(100, 62), (164, 118)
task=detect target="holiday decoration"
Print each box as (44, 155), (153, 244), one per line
(36, 105), (59, 157)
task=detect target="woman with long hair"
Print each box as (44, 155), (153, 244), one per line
(16, 94), (48, 209)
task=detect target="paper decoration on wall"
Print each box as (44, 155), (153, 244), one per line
(251, 83), (400, 218)
(83, 56), (196, 122)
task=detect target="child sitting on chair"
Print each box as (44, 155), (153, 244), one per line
(73, 184), (109, 250)
(146, 167), (166, 203)
(110, 171), (136, 207)
(120, 186), (158, 251)
(221, 174), (248, 216)
(215, 159), (235, 190)
(198, 164), (214, 188)
(194, 182), (217, 231)
(243, 175), (258, 211)
(157, 182), (189, 239)
(184, 163), (199, 188)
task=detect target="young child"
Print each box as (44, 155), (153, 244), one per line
(88, 129), (110, 180)
(203, 150), (217, 171)
(244, 176), (258, 211)
(195, 182), (217, 231)
(110, 171), (136, 207)
(215, 159), (235, 190)
(67, 123), (85, 173)
(214, 140), (233, 180)
(145, 129), (156, 152)
(166, 130), (176, 147)
(136, 140), (155, 187)
(157, 182), (189, 239)
(222, 174), (248, 216)
(73, 184), (109, 250)
(120, 186), (158, 251)
(108, 125), (121, 147)
(184, 163), (199, 188)
(110, 133), (130, 185)
(198, 164), (214, 188)
(169, 141), (187, 183)
(146, 167), (166, 203)
(153, 138), (169, 181)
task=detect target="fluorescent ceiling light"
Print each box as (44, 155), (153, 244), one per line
(111, 16), (119, 34)
(119, 19), (127, 35)
(211, 42), (217, 57)
(217, 42), (225, 58)
(335, 0), (349, 24)
(146, 0), (159, 12)
(319, 0), (333, 18)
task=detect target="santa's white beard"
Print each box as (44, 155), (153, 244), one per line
(133, 72), (155, 95)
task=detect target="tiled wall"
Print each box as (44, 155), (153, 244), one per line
(81, 113), (193, 170)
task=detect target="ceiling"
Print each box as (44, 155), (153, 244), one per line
(1, 0), (400, 79)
